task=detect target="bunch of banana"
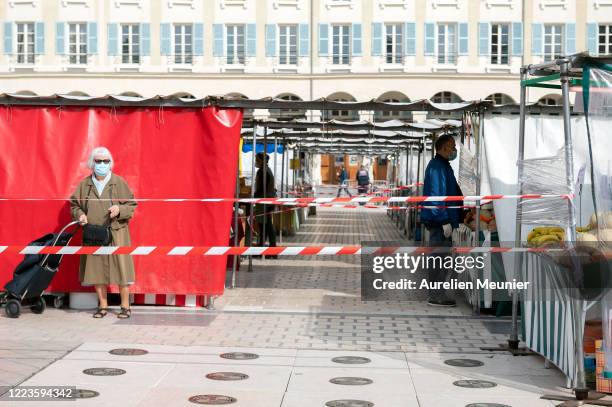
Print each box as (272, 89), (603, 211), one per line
(527, 226), (565, 247)
(576, 226), (591, 233)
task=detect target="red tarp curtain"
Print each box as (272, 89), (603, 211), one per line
(0, 105), (243, 295)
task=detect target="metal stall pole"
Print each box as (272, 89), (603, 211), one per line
(279, 141), (286, 244)
(231, 162), (240, 289)
(262, 128), (268, 256)
(472, 111), (483, 315)
(414, 139), (423, 240)
(248, 122), (258, 273)
(274, 135), (278, 194)
(405, 144), (412, 237)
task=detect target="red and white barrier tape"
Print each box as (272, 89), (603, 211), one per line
(0, 194), (573, 205)
(0, 245), (583, 256)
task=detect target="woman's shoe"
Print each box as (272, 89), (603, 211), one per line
(117, 307), (131, 319)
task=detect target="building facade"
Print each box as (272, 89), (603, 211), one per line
(1, 0), (611, 120)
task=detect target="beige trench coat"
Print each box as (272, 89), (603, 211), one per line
(70, 174), (137, 286)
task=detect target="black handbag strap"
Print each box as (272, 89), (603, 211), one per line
(84, 181), (113, 226)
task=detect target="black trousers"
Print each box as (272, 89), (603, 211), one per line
(257, 213), (277, 247)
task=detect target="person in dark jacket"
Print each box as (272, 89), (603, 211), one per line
(336, 166), (352, 197)
(254, 153), (276, 248)
(421, 134), (463, 307)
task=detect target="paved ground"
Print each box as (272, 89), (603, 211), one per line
(0, 206), (590, 406)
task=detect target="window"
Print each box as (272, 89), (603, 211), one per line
(270, 94), (305, 120)
(121, 24), (140, 64)
(174, 24), (193, 64)
(490, 23), (509, 64)
(226, 24), (245, 65)
(437, 23), (456, 64)
(16, 22), (35, 64)
(332, 24), (350, 65)
(538, 95), (561, 105)
(485, 93), (514, 105)
(68, 23), (87, 64)
(543, 24), (563, 61)
(279, 25), (297, 65)
(598, 24), (612, 56)
(385, 23), (403, 64)
(430, 91), (462, 119)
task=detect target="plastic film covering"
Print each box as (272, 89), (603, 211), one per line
(458, 142), (477, 196)
(516, 148), (570, 226)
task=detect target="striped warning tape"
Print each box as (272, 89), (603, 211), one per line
(0, 193), (573, 204)
(0, 245), (581, 256)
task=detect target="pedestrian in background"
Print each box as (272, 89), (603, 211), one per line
(336, 166), (352, 197)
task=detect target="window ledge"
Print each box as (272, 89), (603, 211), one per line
(485, 65), (512, 73)
(273, 66), (298, 73)
(115, 65), (141, 72)
(221, 65), (246, 73)
(168, 65), (194, 72)
(326, 65), (352, 73)
(432, 65), (458, 73)
(379, 64), (404, 72)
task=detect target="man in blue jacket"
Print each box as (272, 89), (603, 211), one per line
(421, 134), (463, 307)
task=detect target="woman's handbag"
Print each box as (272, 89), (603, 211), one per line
(81, 184), (113, 246)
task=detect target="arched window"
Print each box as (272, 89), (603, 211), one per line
(374, 91), (412, 122)
(429, 91), (463, 119)
(171, 92), (196, 99)
(14, 90), (37, 96)
(269, 93), (306, 120)
(485, 93), (515, 105)
(118, 91), (143, 98)
(65, 91), (91, 97)
(537, 94), (562, 106)
(322, 92), (359, 121)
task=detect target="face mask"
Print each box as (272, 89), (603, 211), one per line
(449, 151), (458, 161)
(94, 162), (111, 177)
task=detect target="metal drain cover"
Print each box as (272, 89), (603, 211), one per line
(330, 377), (373, 386)
(465, 404), (512, 407)
(71, 389), (100, 399)
(444, 359), (484, 367)
(109, 348), (148, 356)
(83, 368), (126, 376)
(206, 372), (249, 381)
(453, 380), (497, 388)
(189, 394), (237, 405)
(325, 400), (374, 407)
(219, 352), (259, 360)
(331, 356), (371, 364)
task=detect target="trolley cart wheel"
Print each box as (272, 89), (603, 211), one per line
(5, 299), (21, 318)
(53, 295), (65, 309)
(31, 297), (46, 314)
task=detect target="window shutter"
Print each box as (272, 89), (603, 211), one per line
(246, 24), (256, 57)
(265, 24), (276, 57)
(512, 22), (523, 56)
(371, 22), (382, 56)
(213, 24), (224, 57)
(587, 23), (598, 56)
(565, 23), (576, 55)
(478, 22), (489, 56)
(35, 22), (45, 55)
(352, 23), (362, 56)
(318, 23), (329, 56)
(140, 23), (151, 56)
(424, 22), (435, 56)
(160, 23), (171, 56)
(532, 23), (543, 56)
(87, 22), (98, 55)
(55, 22), (65, 55)
(194, 23), (203, 56)
(458, 22), (468, 55)
(299, 23), (309, 57)
(3, 22), (12, 54)
(107, 23), (118, 56)
(405, 22), (416, 56)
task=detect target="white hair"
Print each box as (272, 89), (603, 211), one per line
(87, 146), (114, 170)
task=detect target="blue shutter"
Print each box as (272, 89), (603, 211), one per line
(478, 22), (489, 56)
(35, 22), (44, 55)
(55, 22), (65, 55)
(458, 22), (468, 55)
(265, 24), (276, 57)
(352, 23), (362, 56)
(107, 23), (118, 56)
(587, 23), (598, 56)
(371, 22), (382, 56)
(3, 22), (12, 54)
(405, 22), (416, 56)
(140, 23), (150, 56)
(512, 22), (523, 56)
(246, 24), (256, 57)
(532, 23), (543, 56)
(299, 23), (309, 57)
(194, 23), (203, 56)
(318, 24), (329, 56)
(87, 22), (98, 55)
(565, 23), (576, 55)
(213, 24), (224, 57)
(160, 23), (171, 56)
(424, 22), (435, 56)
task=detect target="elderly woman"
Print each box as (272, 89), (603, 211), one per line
(70, 147), (137, 319)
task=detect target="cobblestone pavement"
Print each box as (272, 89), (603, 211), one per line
(0, 207), (584, 406)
